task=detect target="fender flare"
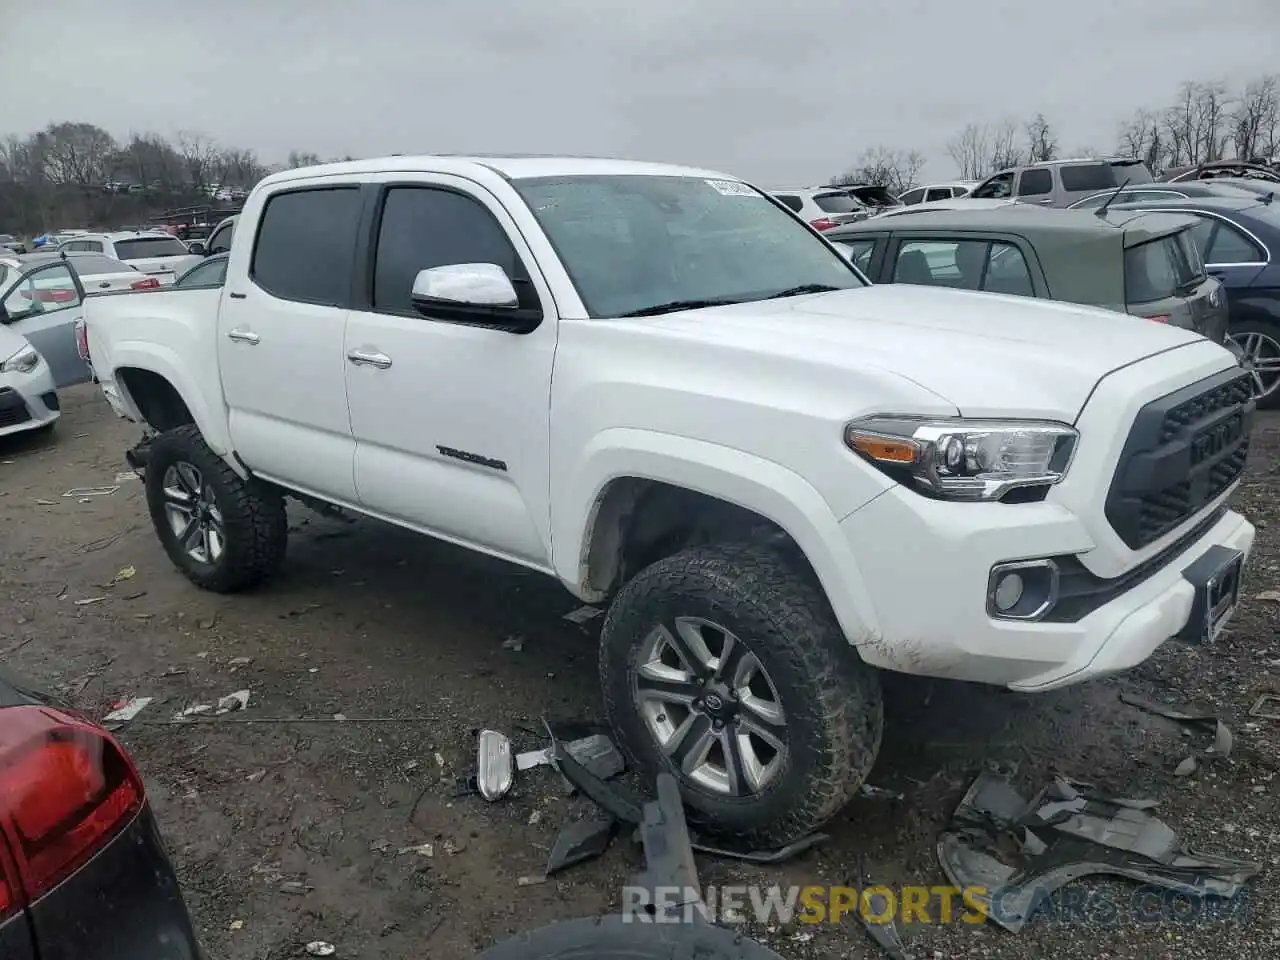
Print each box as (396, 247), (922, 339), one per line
(552, 427), (882, 645)
(110, 341), (233, 458)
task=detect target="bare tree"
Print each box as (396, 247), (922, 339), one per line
(1232, 75), (1279, 161)
(1024, 114), (1058, 163)
(1117, 108), (1166, 171)
(175, 131), (221, 193)
(988, 120), (1023, 171)
(1164, 80), (1231, 166)
(286, 150), (323, 169)
(216, 148), (270, 188)
(947, 124), (990, 180)
(832, 146), (925, 194)
(37, 122), (116, 187)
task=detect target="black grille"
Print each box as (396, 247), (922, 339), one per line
(0, 388), (32, 429)
(1106, 368), (1253, 550)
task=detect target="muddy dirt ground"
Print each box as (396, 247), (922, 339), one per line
(1, 385), (1278, 960)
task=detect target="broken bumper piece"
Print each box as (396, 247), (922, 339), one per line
(939, 772), (1260, 933)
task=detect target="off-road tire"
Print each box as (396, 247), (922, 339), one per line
(599, 543), (883, 848)
(145, 424), (287, 592)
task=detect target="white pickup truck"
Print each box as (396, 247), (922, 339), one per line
(83, 155), (1255, 845)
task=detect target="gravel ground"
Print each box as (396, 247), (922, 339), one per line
(1, 385), (1277, 960)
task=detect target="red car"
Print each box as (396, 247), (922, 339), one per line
(0, 669), (203, 959)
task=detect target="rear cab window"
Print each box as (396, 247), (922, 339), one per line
(113, 236), (191, 260)
(1125, 228), (1206, 304)
(251, 187), (363, 304)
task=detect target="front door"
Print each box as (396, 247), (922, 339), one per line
(217, 185), (364, 503)
(0, 262), (88, 386)
(343, 177), (557, 567)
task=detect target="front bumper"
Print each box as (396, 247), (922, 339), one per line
(840, 486), (1254, 691)
(0, 357), (61, 437)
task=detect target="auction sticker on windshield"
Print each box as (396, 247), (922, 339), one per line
(705, 179), (759, 197)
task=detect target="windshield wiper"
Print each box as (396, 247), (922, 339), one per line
(619, 298), (742, 318)
(762, 283), (844, 300)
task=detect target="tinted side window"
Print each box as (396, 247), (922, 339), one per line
(774, 194), (803, 213)
(983, 243), (1035, 297)
(373, 186), (522, 314)
(1206, 220), (1264, 263)
(924, 188), (951, 202)
(837, 239), (876, 273)
(899, 189), (925, 206)
(893, 239), (987, 290)
(1016, 168), (1052, 197)
(251, 188), (362, 305)
(1059, 164), (1118, 192)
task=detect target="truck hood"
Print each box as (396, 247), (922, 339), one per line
(641, 284), (1211, 421)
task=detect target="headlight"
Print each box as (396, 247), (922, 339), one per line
(0, 345), (39, 375)
(845, 416), (1078, 501)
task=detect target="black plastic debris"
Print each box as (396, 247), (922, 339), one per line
(690, 833), (828, 865)
(939, 772), (1260, 933)
(544, 816), (617, 876)
(857, 886), (912, 960)
(1119, 694), (1233, 775)
(549, 736), (645, 824)
(481, 773), (786, 959)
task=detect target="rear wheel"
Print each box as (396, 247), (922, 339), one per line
(600, 543), (883, 848)
(1227, 319), (1280, 409)
(145, 425), (287, 592)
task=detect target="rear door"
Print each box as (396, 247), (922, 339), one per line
(0, 262), (89, 386)
(217, 184), (364, 502)
(1014, 167), (1054, 205)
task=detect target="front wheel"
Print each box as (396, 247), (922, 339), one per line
(1227, 319), (1280, 409)
(599, 544), (883, 848)
(145, 425), (288, 592)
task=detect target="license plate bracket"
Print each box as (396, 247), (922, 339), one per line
(1176, 545), (1243, 645)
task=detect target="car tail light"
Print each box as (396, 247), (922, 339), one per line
(19, 289), (77, 303)
(75, 320), (90, 362)
(131, 277), (161, 290)
(1147, 315), (1171, 324)
(809, 217), (838, 231)
(0, 705), (144, 909)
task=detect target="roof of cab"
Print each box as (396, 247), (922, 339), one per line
(259, 154), (741, 188)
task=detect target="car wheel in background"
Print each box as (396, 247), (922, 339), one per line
(145, 424), (288, 592)
(599, 543), (883, 848)
(1228, 319), (1280, 409)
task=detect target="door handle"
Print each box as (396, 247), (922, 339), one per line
(98, 281), (111, 289)
(347, 349), (393, 369)
(1037, 198), (1054, 204)
(227, 329), (260, 344)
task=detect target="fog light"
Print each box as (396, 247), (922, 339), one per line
(987, 559), (1059, 621)
(993, 572), (1025, 612)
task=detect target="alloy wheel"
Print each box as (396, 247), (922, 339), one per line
(632, 616), (788, 797)
(162, 462), (225, 564)
(1228, 329), (1280, 402)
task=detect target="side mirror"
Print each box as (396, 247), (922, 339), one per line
(413, 263), (517, 307)
(188, 241), (206, 256)
(410, 263), (542, 333)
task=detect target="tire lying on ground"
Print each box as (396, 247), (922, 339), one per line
(480, 915), (787, 959)
(600, 543), (883, 849)
(144, 424), (288, 593)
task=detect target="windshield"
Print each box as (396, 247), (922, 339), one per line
(1125, 229), (1204, 303)
(113, 236), (190, 260)
(513, 175), (865, 318)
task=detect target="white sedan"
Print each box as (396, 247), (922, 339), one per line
(0, 322), (59, 438)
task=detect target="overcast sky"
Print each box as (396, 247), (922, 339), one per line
(8, 0), (1278, 184)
